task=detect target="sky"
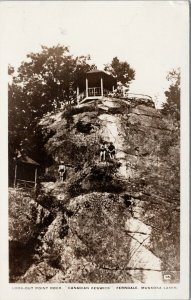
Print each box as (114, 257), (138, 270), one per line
(0, 0), (189, 106)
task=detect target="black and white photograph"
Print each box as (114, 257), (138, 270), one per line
(0, 0), (189, 299)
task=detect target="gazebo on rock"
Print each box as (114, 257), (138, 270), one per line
(14, 154), (40, 189)
(77, 69), (117, 104)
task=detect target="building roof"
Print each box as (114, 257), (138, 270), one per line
(86, 69), (117, 84)
(87, 69), (105, 74)
(87, 69), (115, 77)
(16, 155), (40, 166)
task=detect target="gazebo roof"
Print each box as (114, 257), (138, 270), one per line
(87, 69), (106, 74)
(87, 69), (115, 78)
(86, 69), (117, 86)
(16, 155), (40, 166)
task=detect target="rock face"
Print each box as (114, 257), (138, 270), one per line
(9, 188), (52, 282)
(10, 97), (180, 283)
(9, 189), (51, 243)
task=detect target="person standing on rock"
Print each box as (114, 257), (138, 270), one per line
(99, 143), (107, 161)
(58, 161), (66, 181)
(108, 142), (116, 159)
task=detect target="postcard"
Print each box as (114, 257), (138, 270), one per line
(0, 1), (189, 299)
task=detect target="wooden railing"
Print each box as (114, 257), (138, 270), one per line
(87, 88), (111, 97)
(16, 179), (36, 188)
(77, 88), (111, 104)
(125, 93), (152, 100)
(88, 87), (101, 97)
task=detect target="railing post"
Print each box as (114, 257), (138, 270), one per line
(86, 78), (88, 98)
(77, 86), (79, 104)
(14, 164), (17, 188)
(101, 78), (103, 97)
(34, 168), (38, 189)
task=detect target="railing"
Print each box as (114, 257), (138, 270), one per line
(77, 88), (111, 104)
(125, 93), (152, 101)
(88, 87), (101, 97)
(77, 89), (153, 105)
(87, 88), (111, 97)
(16, 179), (36, 188)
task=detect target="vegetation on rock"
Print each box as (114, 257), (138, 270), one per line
(161, 68), (180, 122)
(104, 56), (135, 89)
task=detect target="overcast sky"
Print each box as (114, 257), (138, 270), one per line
(0, 1), (189, 106)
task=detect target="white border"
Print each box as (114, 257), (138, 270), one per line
(0, 1), (189, 299)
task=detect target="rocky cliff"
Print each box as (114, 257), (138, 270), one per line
(9, 97), (180, 283)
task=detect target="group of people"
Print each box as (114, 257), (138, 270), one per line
(58, 142), (116, 181)
(99, 142), (116, 162)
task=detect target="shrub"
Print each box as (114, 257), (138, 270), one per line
(62, 105), (96, 119)
(38, 174), (56, 182)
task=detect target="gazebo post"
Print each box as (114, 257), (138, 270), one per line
(77, 86), (79, 103)
(34, 168), (38, 189)
(86, 78), (88, 98)
(14, 163), (17, 188)
(101, 77), (103, 97)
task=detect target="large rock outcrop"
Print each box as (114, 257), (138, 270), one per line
(10, 97), (180, 283)
(9, 188), (52, 282)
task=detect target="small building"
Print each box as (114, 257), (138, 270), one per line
(14, 154), (40, 189)
(77, 69), (117, 104)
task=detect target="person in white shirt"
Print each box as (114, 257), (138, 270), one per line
(58, 161), (66, 181)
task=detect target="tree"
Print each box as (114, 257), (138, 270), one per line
(9, 45), (95, 136)
(10, 45), (95, 113)
(161, 68), (180, 121)
(8, 45), (96, 184)
(104, 57), (135, 89)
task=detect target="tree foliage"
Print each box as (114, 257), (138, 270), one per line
(104, 56), (135, 89)
(161, 68), (180, 121)
(9, 45), (95, 116)
(8, 45), (96, 183)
